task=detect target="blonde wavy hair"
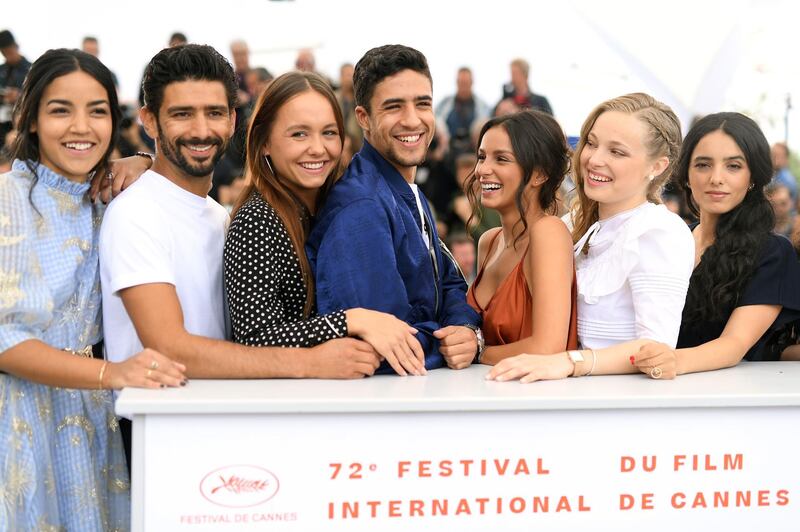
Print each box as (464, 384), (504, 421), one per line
(569, 92), (682, 245)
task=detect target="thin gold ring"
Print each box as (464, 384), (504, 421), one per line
(650, 367), (663, 379)
(146, 369), (153, 378)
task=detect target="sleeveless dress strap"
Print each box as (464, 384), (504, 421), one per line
(478, 229), (503, 272)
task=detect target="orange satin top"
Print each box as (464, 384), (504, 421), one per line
(467, 232), (579, 349)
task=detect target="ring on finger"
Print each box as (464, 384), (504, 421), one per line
(106, 171), (114, 181)
(149, 360), (159, 370)
(146, 368), (153, 378)
(650, 367), (663, 379)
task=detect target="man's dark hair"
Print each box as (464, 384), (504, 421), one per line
(353, 44), (431, 111)
(0, 30), (16, 48)
(252, 67), (273, 82)
(82, 36), (98, 44)
(142, 44), (238, 115)
(170, 32), (188, 45)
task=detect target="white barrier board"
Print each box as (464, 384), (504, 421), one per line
(138, 407), (798, 531)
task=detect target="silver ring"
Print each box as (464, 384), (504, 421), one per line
(650, 367), (663, 379)
(106, 171), (114, 181)
(149, 360), (159, 370)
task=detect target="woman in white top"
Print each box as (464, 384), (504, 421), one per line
(487, 92), (694, 382)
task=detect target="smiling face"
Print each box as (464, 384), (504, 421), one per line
(264, 90), (342, 209)
(33, 70), (112, 183)
(688, 129), (751, 217)
(476, 125), (529, 214)
(143, 79), (234, 180)
(579, 110), (667, 219)
(355, 69), (435, 183)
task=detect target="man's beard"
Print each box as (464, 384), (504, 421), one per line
(384, 143), (427, 171)
(157, 124), (228, 178)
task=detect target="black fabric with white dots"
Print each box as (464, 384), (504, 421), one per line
(224, 192), (347, 347)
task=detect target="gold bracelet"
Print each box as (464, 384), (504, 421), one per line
(586, 348), (598, 376)
(98, 361), (109, 390)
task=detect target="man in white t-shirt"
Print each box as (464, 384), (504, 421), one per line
(100, 44), (379, 465)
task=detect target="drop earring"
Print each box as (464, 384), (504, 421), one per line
(264, 155), (275, 176)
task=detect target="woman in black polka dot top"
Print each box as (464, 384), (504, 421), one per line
(224, 72), (426, 376)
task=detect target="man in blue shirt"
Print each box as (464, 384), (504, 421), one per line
(307, 45), (482, 373)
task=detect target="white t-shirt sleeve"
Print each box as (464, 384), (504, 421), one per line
(628, 216), (695, 347)
(100, 199), (174, 294)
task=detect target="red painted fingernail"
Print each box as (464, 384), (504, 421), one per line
(629, 356), (635, 364)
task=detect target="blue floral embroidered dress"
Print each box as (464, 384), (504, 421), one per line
(0, 161), (129, 531)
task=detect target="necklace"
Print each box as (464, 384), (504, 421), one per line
(503, 235), (525, 251)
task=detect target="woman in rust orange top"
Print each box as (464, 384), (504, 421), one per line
(465, 110), (578, 364)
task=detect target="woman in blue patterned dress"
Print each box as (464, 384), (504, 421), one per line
(0, 49), (186, 531)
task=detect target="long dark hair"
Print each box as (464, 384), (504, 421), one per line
(674, 112), (775, 324)
(12, 48), (120, 182)
(465, 110), (570, 247)
(232, 72), (345, 317)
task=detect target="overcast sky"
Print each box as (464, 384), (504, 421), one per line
(7, 0), (799, 143)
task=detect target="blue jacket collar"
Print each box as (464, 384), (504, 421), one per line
(358, 140), (416, 200)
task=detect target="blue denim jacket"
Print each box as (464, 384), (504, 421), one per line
(307, 141), (481, 371)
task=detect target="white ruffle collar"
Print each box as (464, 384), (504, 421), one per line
(574, 202), (664, 304)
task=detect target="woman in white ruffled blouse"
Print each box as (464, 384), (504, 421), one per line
(487, 93), (694, 382)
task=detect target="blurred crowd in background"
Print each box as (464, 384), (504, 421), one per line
(2, 28), (798, 281)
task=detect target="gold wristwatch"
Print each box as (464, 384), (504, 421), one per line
(566, 350), (586, 377)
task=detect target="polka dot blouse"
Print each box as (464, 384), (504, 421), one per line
(223, 192), (348, 347)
